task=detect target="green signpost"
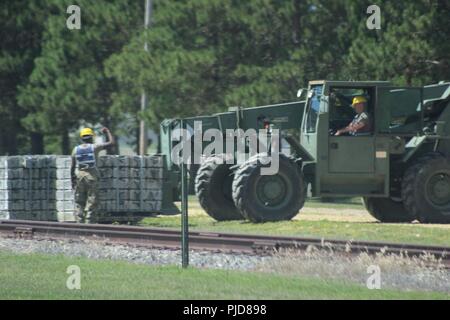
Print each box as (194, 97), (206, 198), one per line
(180, 119), (189, 268)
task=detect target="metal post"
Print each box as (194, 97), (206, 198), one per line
(180, 119), (189, 268)
(139, 0), (152, 155)
(139, 93), (148, 155)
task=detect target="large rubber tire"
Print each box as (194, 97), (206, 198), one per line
(402, 153), (450, 223)
(362, 197), (415, 223)
(232, 153), (306, 223)
(195, 155), (243, 221)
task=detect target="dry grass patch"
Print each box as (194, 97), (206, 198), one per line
(255, 246), (450, 294)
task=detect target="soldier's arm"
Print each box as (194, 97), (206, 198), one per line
(350, 121), (366, 132)
(101, 127), (115, 149)
(95, 128), (116, 153)
(335, 122), (353, 135)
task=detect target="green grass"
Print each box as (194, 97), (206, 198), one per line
(0, 251), (448, 300)
(140, 198), (450, 247)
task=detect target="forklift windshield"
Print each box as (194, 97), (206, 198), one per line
(305, 85), (323, 133)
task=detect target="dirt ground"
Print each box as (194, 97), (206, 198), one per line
(295, 207), (375, 222)
(185, 200), (450, 229)
(296, 207), (450, 229)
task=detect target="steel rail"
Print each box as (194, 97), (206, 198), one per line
(0, 219), (449, 266)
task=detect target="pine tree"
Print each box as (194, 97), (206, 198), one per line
(18, 0), (142, 154)
(0, 0), (47, 154)
(346, 1), (449, 86)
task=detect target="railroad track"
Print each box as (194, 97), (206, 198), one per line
(0, 219), (449, 267)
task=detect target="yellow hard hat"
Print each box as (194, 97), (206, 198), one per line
(352, 96), (367, 106)
(80, 128), (95, 138)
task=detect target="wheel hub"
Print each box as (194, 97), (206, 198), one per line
(256, 175), (287, 207)
(426, 173), (450, 207)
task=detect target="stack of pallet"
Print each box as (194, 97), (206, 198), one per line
(0, 155), (165, 222)
(54, 156), (77, 221)
(0, 156), (73, 221)
(97, 156), (164, 214)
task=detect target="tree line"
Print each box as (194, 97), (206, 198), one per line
(1, 0), (448, 155)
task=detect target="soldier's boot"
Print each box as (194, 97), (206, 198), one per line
(85, 211), (91, 224)
(75, 214), (84, 223)
(75, 202), (87, 223)
(74, 195), (85, 222)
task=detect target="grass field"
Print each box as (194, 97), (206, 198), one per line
(0, 251), (448, 300)
(140, 197), (450, 246)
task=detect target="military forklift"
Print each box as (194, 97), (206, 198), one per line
(160, 80), (450, 223)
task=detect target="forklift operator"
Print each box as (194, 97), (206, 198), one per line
(335, 96), (372, 136)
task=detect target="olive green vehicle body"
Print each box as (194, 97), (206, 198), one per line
(159, 80), (450, 216)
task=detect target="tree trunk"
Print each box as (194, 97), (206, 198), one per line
(0, 127), (5, 155)
(405, 66), (413, 86)
(7, 132), (17, 155)
(61, 129), (70, 155)
(30, 132), (44, 154)
(111, 135), (120, 155)
(292, 0), (301, 45)
(135, 127), (140, 155)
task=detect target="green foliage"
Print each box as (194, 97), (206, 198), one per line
(1, 0), (449, 154)
(0, 0), (48, 154)
(346, 1), (450, 86)
(17, 0), (142, 153)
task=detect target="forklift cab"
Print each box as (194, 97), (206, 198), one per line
(301, 80), (421, 198)
(327, 86), (377, 176)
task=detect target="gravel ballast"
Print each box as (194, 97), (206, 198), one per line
(0, 236), (269, 271)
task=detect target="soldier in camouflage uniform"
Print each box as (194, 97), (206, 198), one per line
(71, 127), (115, 223)
(335, 96), (372, 136)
